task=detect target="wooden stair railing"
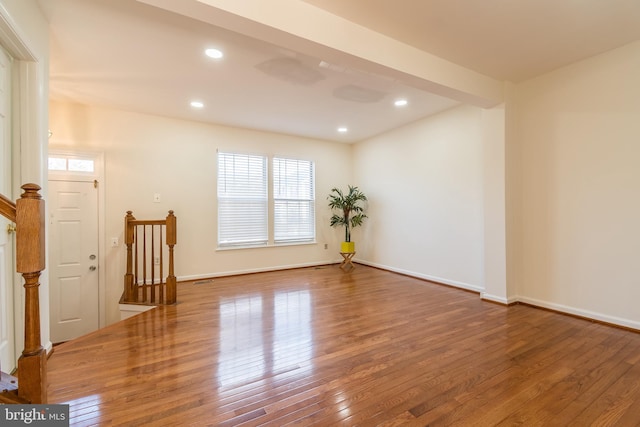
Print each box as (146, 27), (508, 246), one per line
(0, 184), (46, 404)
(122, 210), (177, 306)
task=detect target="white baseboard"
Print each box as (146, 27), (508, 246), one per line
(517, 296), (640, 331)
(135, 278), (164, 285)
(177, 260), (336, 282)
(355, 259), (484, 293)
(119, 303), (156, 321)
(480, 292), (519, 305)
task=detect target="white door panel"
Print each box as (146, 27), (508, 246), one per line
(49, 180), (99, 342)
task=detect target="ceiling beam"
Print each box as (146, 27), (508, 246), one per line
(137, 0), (504, 108)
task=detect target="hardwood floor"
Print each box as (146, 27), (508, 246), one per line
(47, 265), (640, 426)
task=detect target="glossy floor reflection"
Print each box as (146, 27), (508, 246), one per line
(47, 265), (640, 426)
(217, 290), (312, 388)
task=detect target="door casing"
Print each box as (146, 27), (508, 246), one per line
(0, 43), (15, 371)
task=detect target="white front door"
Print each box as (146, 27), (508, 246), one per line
(49, 180), (99, 343)
(0, 44), (14, 371)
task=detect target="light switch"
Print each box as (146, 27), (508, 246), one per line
(153, 193), (161, 203)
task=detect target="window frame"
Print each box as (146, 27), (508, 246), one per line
(217, 151), (269, 248)
(273, 156), (316, 245)
(216, 151), (316, 249)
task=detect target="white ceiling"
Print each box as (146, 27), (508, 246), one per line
(38, 0), (640, 143)
(303, 0), (640, 82)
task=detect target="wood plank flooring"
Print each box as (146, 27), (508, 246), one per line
(47, 265), (640, 426)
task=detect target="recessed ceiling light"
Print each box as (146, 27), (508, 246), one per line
(337, 127), (348, 133)
(190, 101), (204, 108)
(205, 48), (223, 59)
(394, 99), (408, 107)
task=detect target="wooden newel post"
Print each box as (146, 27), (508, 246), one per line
(15, 184), (46, 404)
(124, 211), (136, 302)
(165, 210), (177, 304)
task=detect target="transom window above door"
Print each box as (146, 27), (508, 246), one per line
(48, 155), (95, 173)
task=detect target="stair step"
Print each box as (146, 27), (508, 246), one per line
(0, 370), (18, 392)
(0, 371), (26, 403)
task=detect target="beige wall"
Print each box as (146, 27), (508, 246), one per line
(353, 105), (485, 291)
(49, 101), (352, 324)
(515, 40), (640, 328)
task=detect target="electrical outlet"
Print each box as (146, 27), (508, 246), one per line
(154, 256), (160, 265)
(111, 237), (119, 247)
(324, 243), (328, 250)
(153, 193), (161, 203)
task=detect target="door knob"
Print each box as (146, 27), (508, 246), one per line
(89, 265), (97, 271)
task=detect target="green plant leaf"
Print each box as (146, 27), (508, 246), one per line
(327, 185), (367, 243)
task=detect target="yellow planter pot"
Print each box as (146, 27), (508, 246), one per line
(341, 241), (355, 253)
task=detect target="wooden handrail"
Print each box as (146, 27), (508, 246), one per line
(123, 210), (177, 306)
(0, 192), (16, 222)
(0, 184), (46, 404)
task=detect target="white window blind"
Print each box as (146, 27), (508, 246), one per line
(273, 157), (315, 243)
(217, 152), (268, 247)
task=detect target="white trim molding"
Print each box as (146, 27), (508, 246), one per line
(355, 259), (484, 294)
(119, 304), (156, 321)
(480, 292), (518, 305)
(517, 296), (640, 332)
(177, 260), (336, 282)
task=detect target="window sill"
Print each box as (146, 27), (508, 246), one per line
(216, 241), (317, 252)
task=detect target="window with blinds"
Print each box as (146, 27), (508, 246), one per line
(217, 152), (316, 248)
(273, 157), (315, 243)
(217, 152), (268, 247)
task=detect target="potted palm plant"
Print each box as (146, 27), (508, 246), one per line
(328, 185), (367, 253)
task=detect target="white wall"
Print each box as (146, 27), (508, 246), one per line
(481, 102), (508, 303)
(49, 101), (352, 324)
(353, 105), (485, 291)
(0, 0), (51, 353)
(515, 40), (640, 328)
